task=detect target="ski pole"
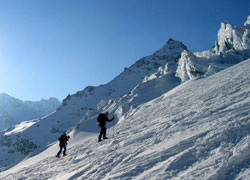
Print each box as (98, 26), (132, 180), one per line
(113, 117), (115, 138)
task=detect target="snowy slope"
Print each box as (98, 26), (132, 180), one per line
(2, 57), (250, 180)
(0, 93), (61, 131)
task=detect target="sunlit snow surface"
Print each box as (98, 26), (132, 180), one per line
(4, 120), (38, 136)
(2, 59), (250, 180)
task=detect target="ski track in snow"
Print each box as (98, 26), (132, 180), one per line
(2, 60), (250, 179)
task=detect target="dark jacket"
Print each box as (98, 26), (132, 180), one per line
(97, 113), (114, 127)
(58, 134), (70, 146)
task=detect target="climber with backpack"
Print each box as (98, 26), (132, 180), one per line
(56, 132), (70, 158)
(97, 111), (114, 142)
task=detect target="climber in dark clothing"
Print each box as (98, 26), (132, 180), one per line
(97, 111), (114, 142)
(56, 132), (70, 158)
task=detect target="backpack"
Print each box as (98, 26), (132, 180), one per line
(58, 135), (64, 142)
(97, 113), (106, 125)
(97, 114), (102, 123)
(58, 134), (67, 142)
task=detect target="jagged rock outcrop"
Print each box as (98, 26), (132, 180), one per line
(214, 17), (250, 53)
(176, 50), (205, 82)
(176, 15), (250, 82)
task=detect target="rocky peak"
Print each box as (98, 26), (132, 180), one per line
(153, 38), (187, 57)
(166, 38), (187, 49)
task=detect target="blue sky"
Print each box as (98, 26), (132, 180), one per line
(0, 0), (249, 101)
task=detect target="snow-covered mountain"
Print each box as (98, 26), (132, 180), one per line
(0, 38), (187, 169)
(2, 54), (250, 180)
(0, 93), (61, 131)
(0, 14), (250, 175)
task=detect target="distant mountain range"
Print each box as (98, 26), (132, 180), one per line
(0, 93), (61, 131)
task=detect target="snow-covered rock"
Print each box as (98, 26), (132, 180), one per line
(153, 38), (187, 60)
(244, 15), (250, 26)
(214, 20), (250, 53)
(176, 50), (206, 82)
(176, 15), (250, 82)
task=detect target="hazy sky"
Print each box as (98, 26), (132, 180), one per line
(0, 0), (249, 101)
